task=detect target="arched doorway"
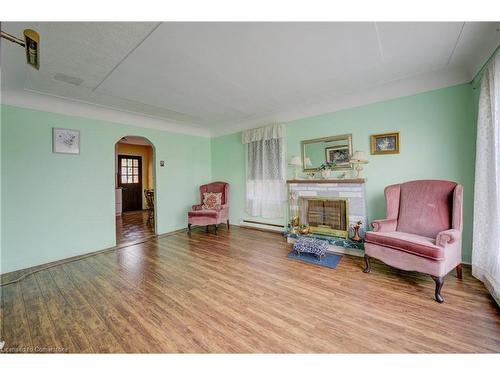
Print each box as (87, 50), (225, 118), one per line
(114, 135), (156, 245)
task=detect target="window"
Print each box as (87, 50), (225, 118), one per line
(120, 157), (140, 184)
(242, 124), (287, 218)
(472, 50), (500, 304)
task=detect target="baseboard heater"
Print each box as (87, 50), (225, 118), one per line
(240, 219), (285, 232)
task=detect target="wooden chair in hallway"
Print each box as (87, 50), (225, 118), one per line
(144, 189), (155, 224)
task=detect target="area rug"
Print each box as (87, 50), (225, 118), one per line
(287, 251), (342, 269)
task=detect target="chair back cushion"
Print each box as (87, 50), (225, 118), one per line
(396, 180), (457, 238)
(202, 192), (222, 209)
(200, 182), (229, 205)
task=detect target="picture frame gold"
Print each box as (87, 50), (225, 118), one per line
(370, 132), (400, 155)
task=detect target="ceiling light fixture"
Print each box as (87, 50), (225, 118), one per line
(1, 29), (40, 69)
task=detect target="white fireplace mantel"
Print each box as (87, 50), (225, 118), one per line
(287, 179), (368, 257)
(286, 178), (366, 184)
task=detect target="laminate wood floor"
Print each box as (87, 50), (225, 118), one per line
(1, 226), (499, 353)
(116, 210), (155, 245)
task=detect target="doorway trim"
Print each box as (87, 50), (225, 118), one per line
(114, 135), (157, 245)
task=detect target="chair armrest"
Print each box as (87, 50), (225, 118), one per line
(436, 229), (461, 247)
(192, 204), (203, 211)
(214, 204), (229, 211)
(371, 219), (397, 232)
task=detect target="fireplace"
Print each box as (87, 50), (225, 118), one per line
(299, 197), (349, 238)
(286, 179), (367, 255)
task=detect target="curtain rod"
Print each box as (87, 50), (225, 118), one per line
(471, 42), (500, 89)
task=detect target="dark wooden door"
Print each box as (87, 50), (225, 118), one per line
(118, 155), (143, 212)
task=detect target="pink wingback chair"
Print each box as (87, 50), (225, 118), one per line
(188, 182), (230, 235)
(364, 180), (463, 303)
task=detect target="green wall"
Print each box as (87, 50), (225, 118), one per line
(1, 105), (211, 273)
(0, 82), (478, 273)
(212, 83), (477, 262)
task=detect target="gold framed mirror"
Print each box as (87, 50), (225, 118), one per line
(301, 134), (353, 171)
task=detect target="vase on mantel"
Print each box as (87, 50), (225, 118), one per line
(321, 170), (331, 179)
(319, 161), (336, 180)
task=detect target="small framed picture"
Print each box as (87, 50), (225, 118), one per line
(325, 145), (351, 168)
(370, 132), (400, 155)
(53, 128), (80, 154)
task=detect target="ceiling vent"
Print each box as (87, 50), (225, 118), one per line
(53, 73), (84, 86)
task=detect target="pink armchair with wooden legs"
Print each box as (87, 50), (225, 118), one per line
(364, 180), (464, 303)
(188, 182), (230, 235)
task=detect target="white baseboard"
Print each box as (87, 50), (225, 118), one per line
(239, 219), (284, 233)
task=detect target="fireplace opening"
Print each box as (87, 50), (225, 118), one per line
(299, 197), (349, 238)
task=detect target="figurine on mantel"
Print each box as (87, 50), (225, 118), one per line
(350, 220), (364, 242)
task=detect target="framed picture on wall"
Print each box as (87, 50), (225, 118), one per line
(53, 127), (80, 154)
(325, 145), (350, 168)
(370, 132), (400, 155)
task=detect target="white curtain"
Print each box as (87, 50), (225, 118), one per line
(243, 124), (287, 218)
(472, 51), (500, 305)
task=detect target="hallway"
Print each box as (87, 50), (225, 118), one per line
(116, 210), (155, 245)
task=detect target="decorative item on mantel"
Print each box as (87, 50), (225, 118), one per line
(319, 161), (336, 179)
(349, 151), (368, 178)
(304, 157), (316, 179)
(349, 220), (363, 242)
(289, 155), (302, 180)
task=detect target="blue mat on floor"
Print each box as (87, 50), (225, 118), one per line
(287, 251), (342, 269)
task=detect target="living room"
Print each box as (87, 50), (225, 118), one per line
(1, 1), (499, 373)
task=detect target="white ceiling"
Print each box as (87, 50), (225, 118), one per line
(1, 22), (499, 137)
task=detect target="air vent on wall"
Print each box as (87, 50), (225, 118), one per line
(53, 73), (84, 86)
